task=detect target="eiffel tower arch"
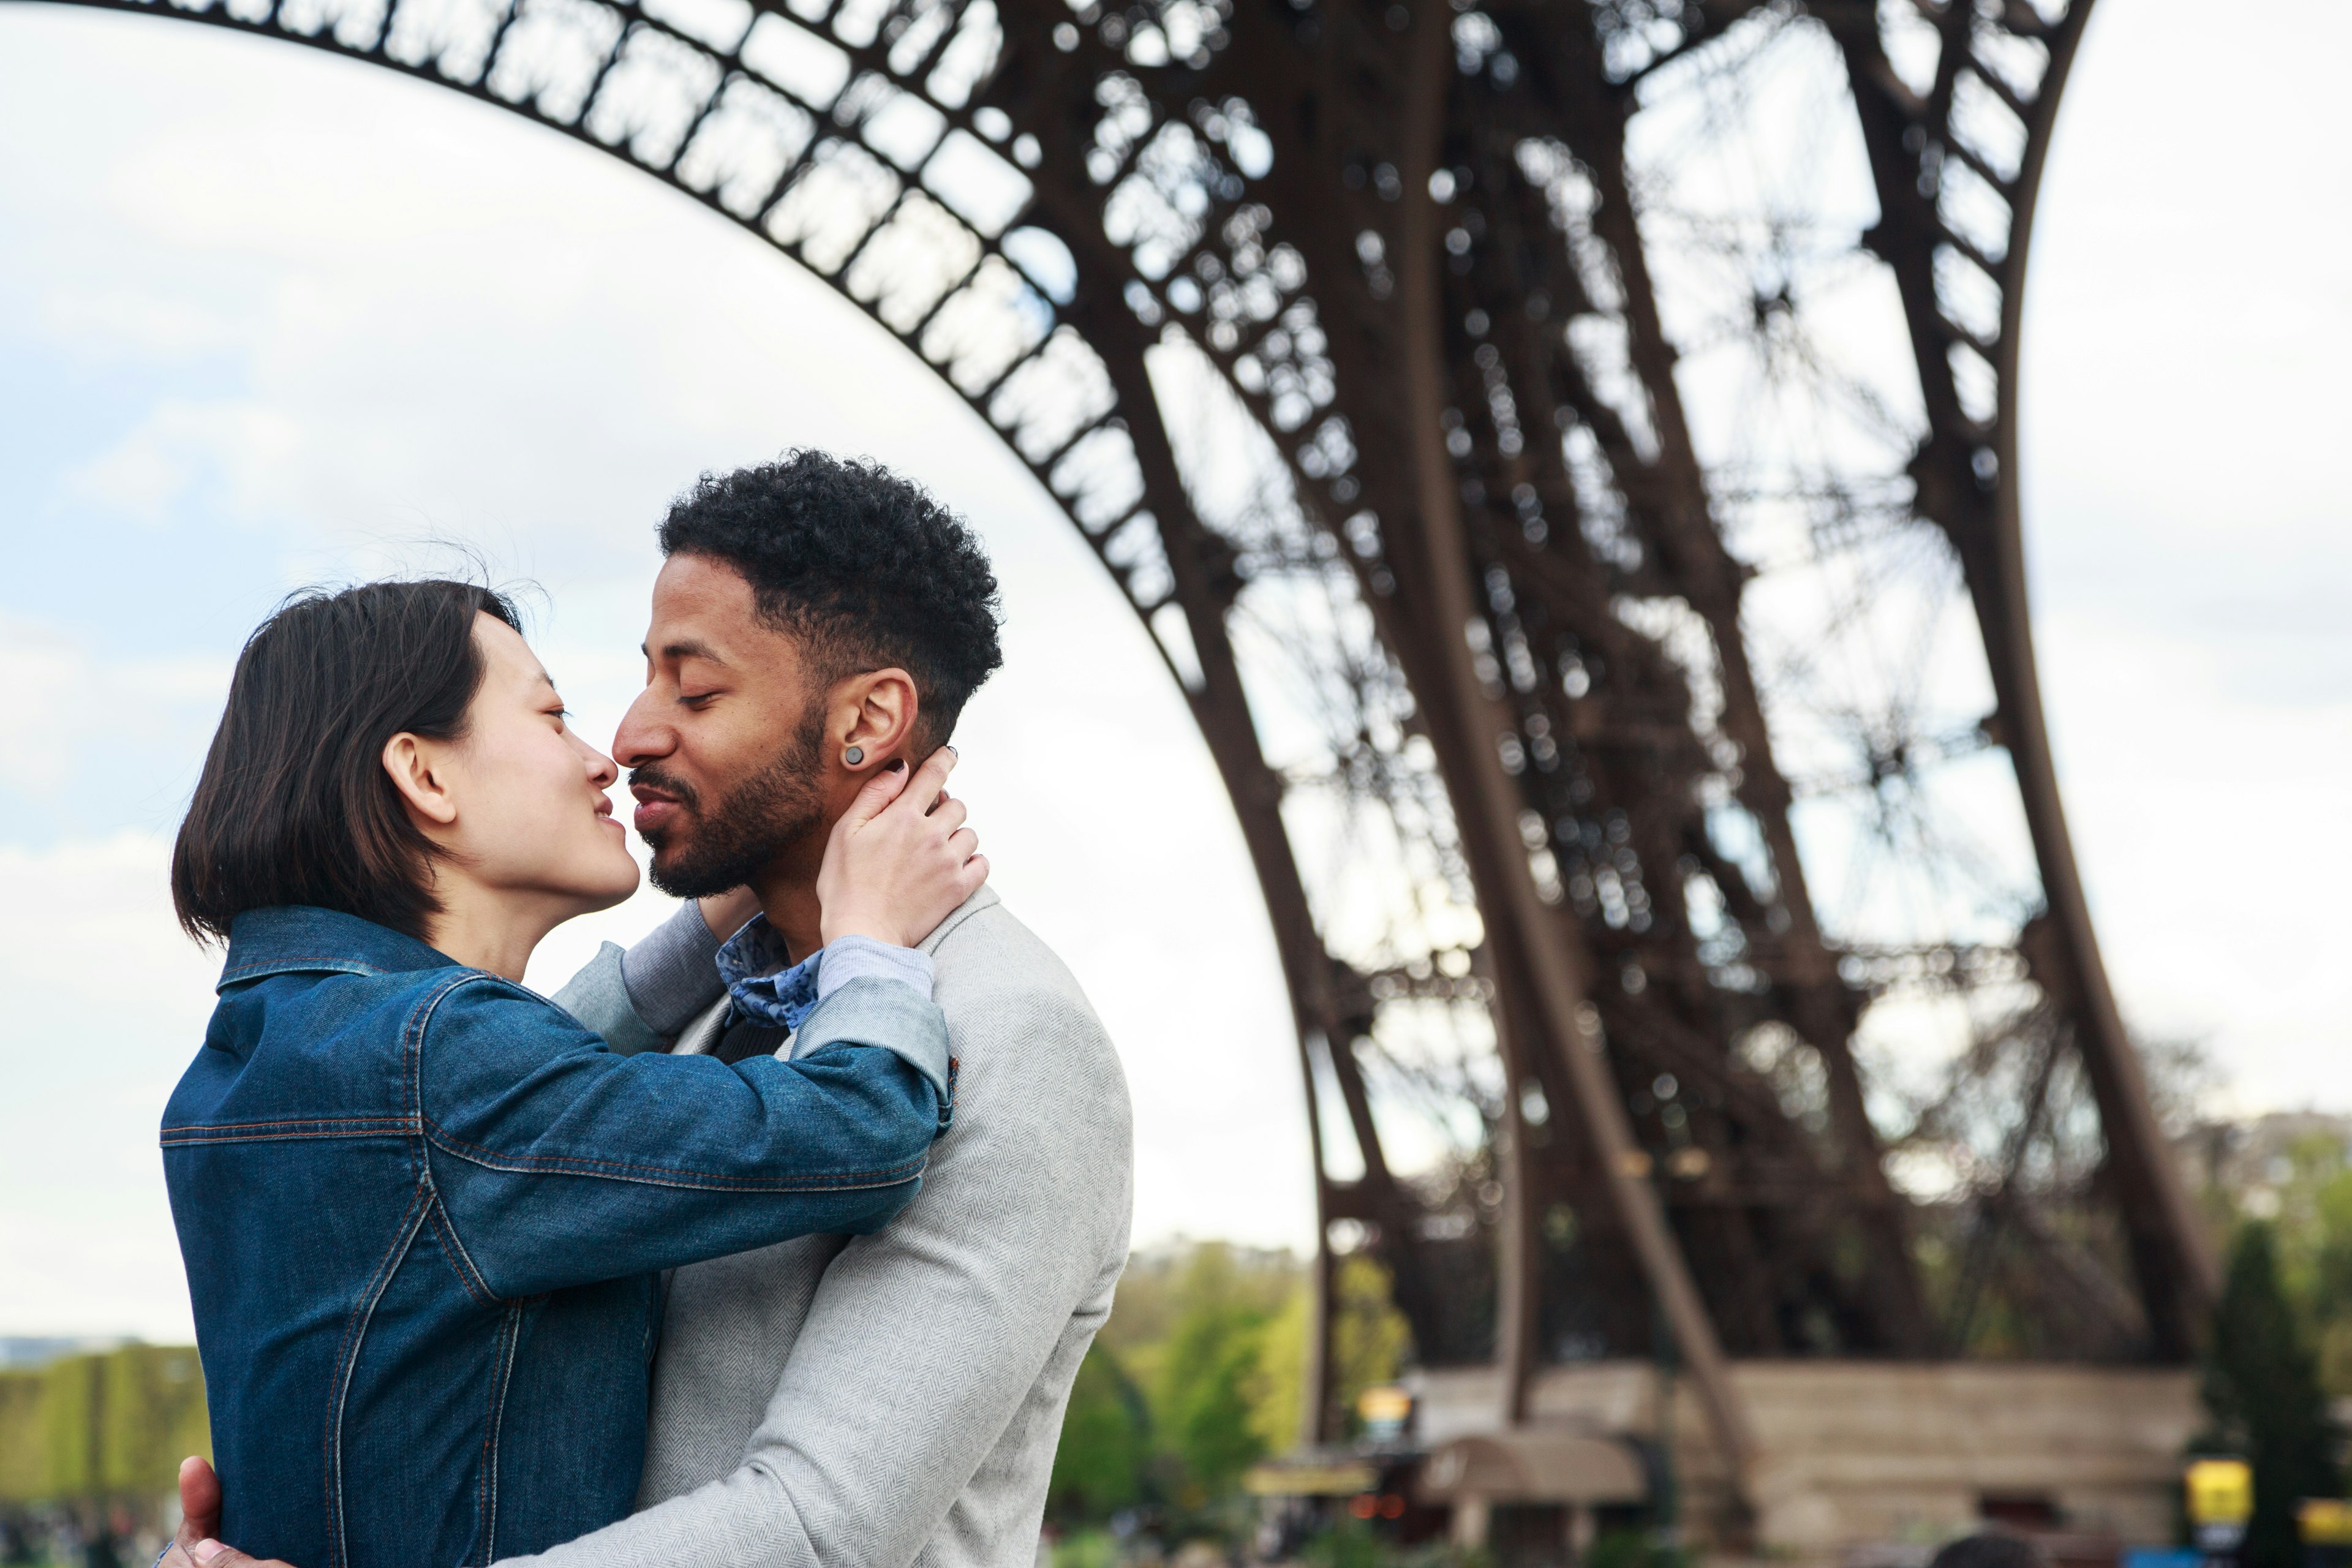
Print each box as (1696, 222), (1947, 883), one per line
(13, 0), (2217, 1547)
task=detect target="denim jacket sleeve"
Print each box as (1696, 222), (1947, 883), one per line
(415, 974), (948, 1300)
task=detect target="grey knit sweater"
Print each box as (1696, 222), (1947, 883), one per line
(501, 888), (1133, 1568)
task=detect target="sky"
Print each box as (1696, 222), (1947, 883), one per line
(0, 0), (2344, 1341)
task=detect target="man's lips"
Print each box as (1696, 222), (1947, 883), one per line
(630, 787), (687, 837)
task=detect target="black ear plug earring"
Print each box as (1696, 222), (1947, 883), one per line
(843, 745), (865, 766)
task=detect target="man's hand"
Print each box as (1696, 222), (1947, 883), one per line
(162, 1456), (296, 1568)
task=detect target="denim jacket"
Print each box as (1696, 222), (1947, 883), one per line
(160, 906), (950, 1568)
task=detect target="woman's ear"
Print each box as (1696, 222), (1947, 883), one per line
(383, 732), (461, 828)
(837, 669), (920, 771)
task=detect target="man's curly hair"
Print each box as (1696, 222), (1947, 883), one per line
(658, 452), (1004, 744)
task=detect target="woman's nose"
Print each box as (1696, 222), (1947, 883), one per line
(587, 748), (619, 788)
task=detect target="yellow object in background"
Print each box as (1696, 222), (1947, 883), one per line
(1355, 1384), (1412, 1445)
(2187, 1460), (2255, 1527)
(2299, 1499), (2352, 1545)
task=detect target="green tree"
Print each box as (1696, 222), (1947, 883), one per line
(1246, 1281), (1310, 1456)
(2201, 1222), (2341, 1568)
(1053, 1243), (1312, 1525)
(2304, 1166), (2352, 1392)
(1159, 1287), (1269, 1499)
(1047, 1344), (1148, 1523)
(0, 1373), (45, 1505)
(1327, 1254), (1411, 1438)
(0, 1346), (208, 1507)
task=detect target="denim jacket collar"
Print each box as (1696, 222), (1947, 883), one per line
(218, 905), (458, 992)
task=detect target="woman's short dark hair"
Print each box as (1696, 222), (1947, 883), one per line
(172, 579), (522, 944)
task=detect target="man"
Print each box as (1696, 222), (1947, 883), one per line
(169, 452), (1134, 1568)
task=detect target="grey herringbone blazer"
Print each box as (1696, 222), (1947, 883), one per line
(504, 888), (1133, 1568)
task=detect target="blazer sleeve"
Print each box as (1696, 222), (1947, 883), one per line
(418, 976), (948, 1300)
(550, 899), (728, 1057)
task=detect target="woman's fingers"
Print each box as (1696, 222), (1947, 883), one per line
(176, 1455), (222, 1550)
(813, 745), (982, 946)
(840, 757), (913, 829)
(890, 747), (959, 820)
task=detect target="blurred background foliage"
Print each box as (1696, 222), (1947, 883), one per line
(0, 1346), (208, 1507)
(2186, 1122), (2352, 1395)
(1047, 1242), (1410, 1534)
(1, 1344), (209, 1565)
(2194, 1220), (2341, 1568)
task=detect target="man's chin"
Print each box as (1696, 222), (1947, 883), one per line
(645, 846), (734, 902)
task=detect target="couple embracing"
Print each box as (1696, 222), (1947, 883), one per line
(154, 453), (1134, 1568)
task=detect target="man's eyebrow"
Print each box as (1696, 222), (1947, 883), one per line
(651, 638), (728, 665)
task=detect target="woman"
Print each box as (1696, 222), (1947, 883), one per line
(160, 579), (981, 1568)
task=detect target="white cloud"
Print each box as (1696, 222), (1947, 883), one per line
(2040, 608), (2352, 1109)
(65, 398), (303, 524)
(2020, 0), (2352, 1113)
(0, 616), (232, 804)
(0, 834), (215, 1340)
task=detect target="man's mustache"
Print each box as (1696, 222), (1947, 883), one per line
(627, 764), (699, 812)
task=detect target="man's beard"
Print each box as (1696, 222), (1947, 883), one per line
(633, 703), (829, 899)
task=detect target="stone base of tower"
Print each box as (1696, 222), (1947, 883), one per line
(1408, 1360), (2201, 1564)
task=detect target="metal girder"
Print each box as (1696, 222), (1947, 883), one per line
(1817, 0), (2216, 1351)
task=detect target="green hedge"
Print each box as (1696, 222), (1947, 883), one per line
(0, 1346), (209, 1504)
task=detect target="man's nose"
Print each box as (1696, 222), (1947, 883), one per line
(612, 688), (671, 767)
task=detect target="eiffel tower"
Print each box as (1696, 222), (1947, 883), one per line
(16, 0), (2214, 1545)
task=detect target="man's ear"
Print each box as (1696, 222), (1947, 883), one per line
(382, 733), (461, 829)
(837, 669), (921, 769)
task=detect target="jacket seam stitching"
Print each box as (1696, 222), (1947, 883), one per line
(160, 1128), (410, 1147)
(478, 1302), (525, 1566)
(160, 1116), (415, 1140)
(162, 1115), (418, 1131)
(420, 1125), (928, 1191)
(326, 1183), (430, 1568)
(426, 1192), (498, 1305)
(406, 973), (500, 1302)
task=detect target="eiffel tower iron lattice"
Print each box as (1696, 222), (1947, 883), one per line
(15, 0), (2217, 1517)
